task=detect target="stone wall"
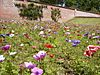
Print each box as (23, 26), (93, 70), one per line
(0, 0), (20, 20)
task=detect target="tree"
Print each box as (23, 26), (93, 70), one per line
(65, 0), (100, 14)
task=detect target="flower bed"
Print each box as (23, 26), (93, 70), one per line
(0, 20), (100, 75)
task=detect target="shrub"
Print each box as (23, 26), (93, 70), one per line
(51, 8), (61, 22)
(16, 3), (43, 21)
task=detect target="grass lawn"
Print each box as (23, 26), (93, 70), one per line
(0, 19), (100, 75)
(68, 17), (100, 25)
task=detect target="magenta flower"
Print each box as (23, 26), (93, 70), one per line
(31, 67), (43, 75)
(33, 54), (41, 60)
(38, 51), (46, 58)
(83, 32), (89, 37)
(24, 62), (36, 69)
(33, 51), (46, 60)
(2, 45), (11, 51)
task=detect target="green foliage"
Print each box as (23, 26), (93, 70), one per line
(0, 58), (19, 75)
(39, 0), (100, 13)
(38, 0), (100, 13)
(65, 0), (100, 13)
(65, 0), (76, 7)
(16, 3), (43, 20)
(40, 0), (57, 4)
(51, 8), (61, 22)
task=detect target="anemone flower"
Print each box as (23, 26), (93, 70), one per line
(0, 34), (5, 39)
(44, 43), (53, 48)
(92, 33), (95, 36)
(53, 31), (58, 34)
(66, 38), (71, 42)
(38, 51), (46, 58)
(87, 45), (100, 51)
(2, 45), (11, 51)
(84, 49), (93, 57)
(72, 43), (77, 47)
(96, 30), (100, 34)
(24, 62), (36, 69)
(83, 32), (89, 37)
(49, 54), (54, 58)
(40, 26), (44, 31)
(20, 43), (24, 47)
(9, 52), (17, 56)
(71, 40), (80, 44)
(0, 55), (5, 62)
(33, 54), (41, 60)
(9, 34), (15, 37)
(34, 25), (38, 30)
(33, 51), (46, 61)
(31, 67), (43, 75)
(11, 30), (15, 33)
(65, 32), (71, 35)
(66, 39), (80, 47)
(92, 36), (100, 39)
(84, 45), (100, 57)
(23, 33), (30, 39)
(47, 29), (51, 33)
(97, 41), (100, 44)
(32, 46), (37, 49)
(0, 34), (9, 38)
(64, 26), (70, 30)
(39, 31), (45, 35)
(71, 40), (80, 47)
